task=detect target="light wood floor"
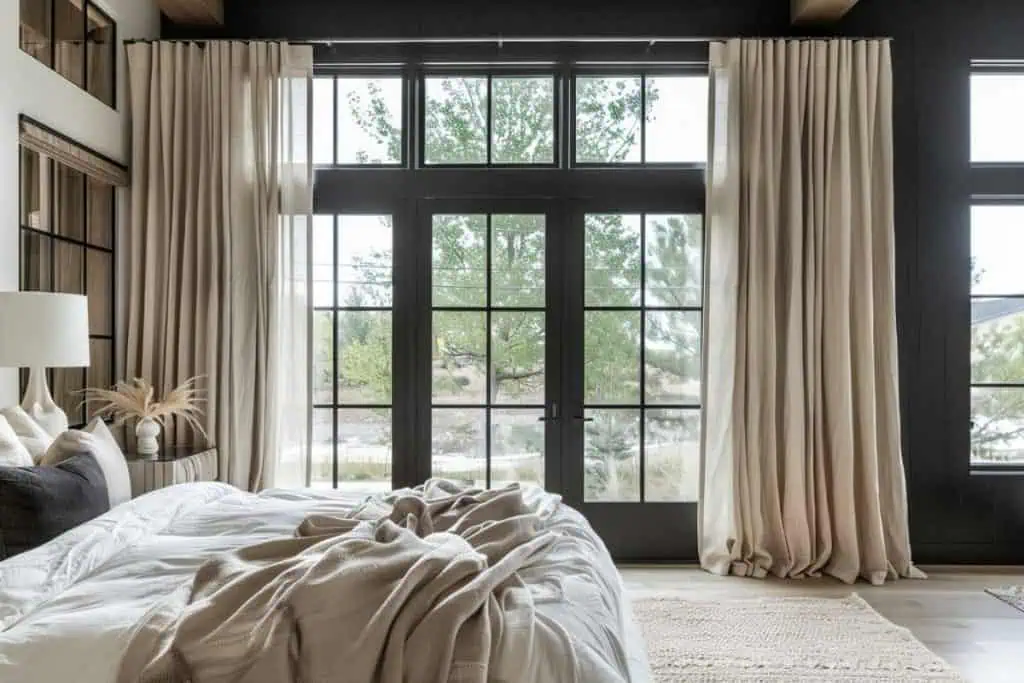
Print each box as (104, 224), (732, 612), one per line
(620, 566), (1024, 683)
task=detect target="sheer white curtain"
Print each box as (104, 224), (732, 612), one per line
(700, 39), (922, 585)
(126, 42), (312, 491)
(264, 53), (313, 489)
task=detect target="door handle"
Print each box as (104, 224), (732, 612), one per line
(574, 416), (594, 423)
(538, 402), (560, 422)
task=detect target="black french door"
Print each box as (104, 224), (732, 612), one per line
(312, 53), (710, 561)
(418, 199), (565, 496)
(559, 200), (703, 562)
(418, 198), (702, 561)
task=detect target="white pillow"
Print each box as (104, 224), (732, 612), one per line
(0, 416), (34, 468)
(0, 406), (55, 463)
(41, 420), (132, 507)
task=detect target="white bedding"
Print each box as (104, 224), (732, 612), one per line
(0, 483), (651, 682)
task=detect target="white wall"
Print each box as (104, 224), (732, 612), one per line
(0, 0), (160, 405)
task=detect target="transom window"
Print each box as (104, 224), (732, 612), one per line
(312, 68), (708, 170)
(312, 76), (404, 166)
(575, 75), (708, 164)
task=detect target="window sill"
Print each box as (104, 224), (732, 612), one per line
(969, 465), (1024, 476)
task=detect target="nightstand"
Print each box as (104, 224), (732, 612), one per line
(125, 446), (220, 497)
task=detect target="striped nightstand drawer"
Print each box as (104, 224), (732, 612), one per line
(126, 447), (219, 497)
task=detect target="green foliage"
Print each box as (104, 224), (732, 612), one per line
(972, 316), (1024, 458)
(969, 259), (1024, 462)
(339, 313), (393, 403)
(345, 80), (401, 164)
(330, 75), (704, 493)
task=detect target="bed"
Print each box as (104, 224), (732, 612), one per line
(0, 482), (651, 682)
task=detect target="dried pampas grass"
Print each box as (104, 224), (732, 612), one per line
(78, 377), (208, 441)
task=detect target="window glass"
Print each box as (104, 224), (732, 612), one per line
(972, 74), (1024, 163)
(492, 76), (555, 164)
(310, 215), (395, 491)
(584, 213), (704, 502)
(20, 147), (49, 231)
(54, 165), (85, 241)
(21, 0), (116, 107)
(86, 4), (114, 106)
(645, 76), (708, 163)
(575, 76), (642, 163)
(425, 76), (488, 164)
(20, 0), (52, 67)
(337, 77), (403, 164)
(971, 206), (1024, 466)
(431, 213), (549, 489)
(312, 78), (336, 165)
(54, 0), (85, 87)
(971, 206), (1024, 296)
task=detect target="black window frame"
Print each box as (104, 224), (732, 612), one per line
(570, 65), (708, 169)
(969, 62), (1024, 473)
(314, 67), (409, 168)
(18, 0), (118, 109)
(310, 212), (397, 491)
(419, 68), (561, 168)
(578, 210), (705, 503)
(17, 115), (122, 429)
(312, 43), (708, 496)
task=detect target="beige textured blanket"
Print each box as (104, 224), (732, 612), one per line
(117, 480), (558, 683)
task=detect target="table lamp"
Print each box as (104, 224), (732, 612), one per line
(0, 292), (90, 435)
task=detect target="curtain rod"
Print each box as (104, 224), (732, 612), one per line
(125, 36), (893, 46)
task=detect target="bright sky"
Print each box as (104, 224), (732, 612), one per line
(972, 75), (1024, 298)
(311, 215), (392, 306)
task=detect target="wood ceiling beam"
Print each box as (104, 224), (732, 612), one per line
(791, 0), (860, 23)
(157, 0), (224, 25)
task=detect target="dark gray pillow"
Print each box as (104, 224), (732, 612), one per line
(0, 452), (110, 560)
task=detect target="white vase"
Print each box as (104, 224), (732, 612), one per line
(135, 417), (161, 455)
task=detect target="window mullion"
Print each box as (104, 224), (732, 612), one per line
(331, 215), (340, 490)
(640, 74), (647, 164)
(82, 0), (89, 93)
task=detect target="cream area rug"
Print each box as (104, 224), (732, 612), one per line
(986, 585), (1024, 613)
(633, 594), (965, 682)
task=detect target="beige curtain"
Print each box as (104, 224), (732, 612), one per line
(700, 39), (922, 585)
(125, 41), (312, 491)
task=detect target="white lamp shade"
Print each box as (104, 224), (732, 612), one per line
(0, 292), (91, 368)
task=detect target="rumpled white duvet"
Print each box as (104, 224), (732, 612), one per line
(0, 483), (651, 683)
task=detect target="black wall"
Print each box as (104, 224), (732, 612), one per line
(164, 0), (1024, 563)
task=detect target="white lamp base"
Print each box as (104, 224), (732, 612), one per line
(21, 367), (69, 437)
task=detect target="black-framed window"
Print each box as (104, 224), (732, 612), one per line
(582, 213), (703, 502)
(19, 0), (117, 108)
(312, 48), (708, 497)
(310, 214), (395, 492)
(422, 73), (557, 166)
(574, 73), (708, 165)
(312, 63), (709, 172)
(312, 75), (405, 166)
(969, 66), (1024, 468)
(18, 142), (117, 428)
(430, 212), (548, 489)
